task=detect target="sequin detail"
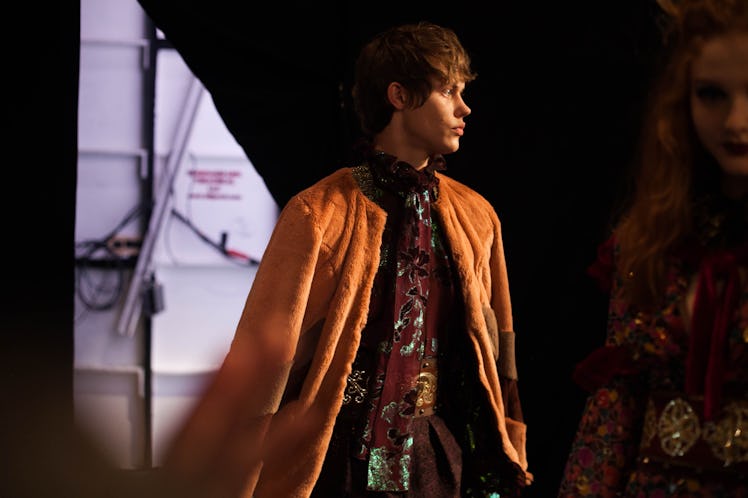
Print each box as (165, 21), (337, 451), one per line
(343, 369), (369, 405)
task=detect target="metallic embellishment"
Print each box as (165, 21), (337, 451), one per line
(657, 398), (701, 457)
(702, 401), (748, 466)
(352, 164), (379, 203)
(641, 394), (748, 471)
(415, 371), (437, 409)
(366, 438), (414, 491)
(641, 398), (657, 448)
(343, 369), (368, 405)
(414, 358), (438, 417)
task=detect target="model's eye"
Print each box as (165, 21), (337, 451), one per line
(440, 82), (467, 100)
(694, 83), (727, 103)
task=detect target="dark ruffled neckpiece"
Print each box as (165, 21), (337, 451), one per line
(365, 147), (445, 197)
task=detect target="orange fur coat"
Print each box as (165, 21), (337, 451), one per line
(165, 166), (529, 498)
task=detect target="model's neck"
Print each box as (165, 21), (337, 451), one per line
(372, 130), (430, 171)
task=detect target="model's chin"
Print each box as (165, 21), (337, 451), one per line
(441, 139), (461, 154)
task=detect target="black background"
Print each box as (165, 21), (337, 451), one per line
(4, 1), (664, 497)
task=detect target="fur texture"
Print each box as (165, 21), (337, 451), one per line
(216, 167), (527, 497)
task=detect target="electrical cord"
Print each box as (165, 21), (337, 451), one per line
(74, 197), (262, 319)
(170, 208), (261, 266)
(75, 203), (147, 316)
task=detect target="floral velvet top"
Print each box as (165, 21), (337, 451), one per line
(558, 196), (748, 498)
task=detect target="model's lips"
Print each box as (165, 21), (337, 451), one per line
(452, 126), (464, 136)
(724, 142), (748, 155)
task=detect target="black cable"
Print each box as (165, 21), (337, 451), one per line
(170, 208), (260, 265)
(74, 202), (149, 314)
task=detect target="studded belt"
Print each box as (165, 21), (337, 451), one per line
(414, 357), (438, 417)
(638, 390), (748, 473)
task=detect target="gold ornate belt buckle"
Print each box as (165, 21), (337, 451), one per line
(415, 357), (437, 417)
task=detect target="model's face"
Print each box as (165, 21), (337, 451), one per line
(690, 32), (748, 187)
(401, 79), (471, 157)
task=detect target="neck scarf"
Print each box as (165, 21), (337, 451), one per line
(359, 150), (444, 492)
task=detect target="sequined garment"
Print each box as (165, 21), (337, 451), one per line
(558, 196), (748, 498)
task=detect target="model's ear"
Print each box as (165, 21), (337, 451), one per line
(386, 82), (409, 109)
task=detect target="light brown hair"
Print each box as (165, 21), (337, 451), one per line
(352, 21), (477, 137)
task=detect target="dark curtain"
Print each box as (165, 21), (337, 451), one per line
(3, 0), (82, 496)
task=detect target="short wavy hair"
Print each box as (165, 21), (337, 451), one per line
(352, 21), (477, 137)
